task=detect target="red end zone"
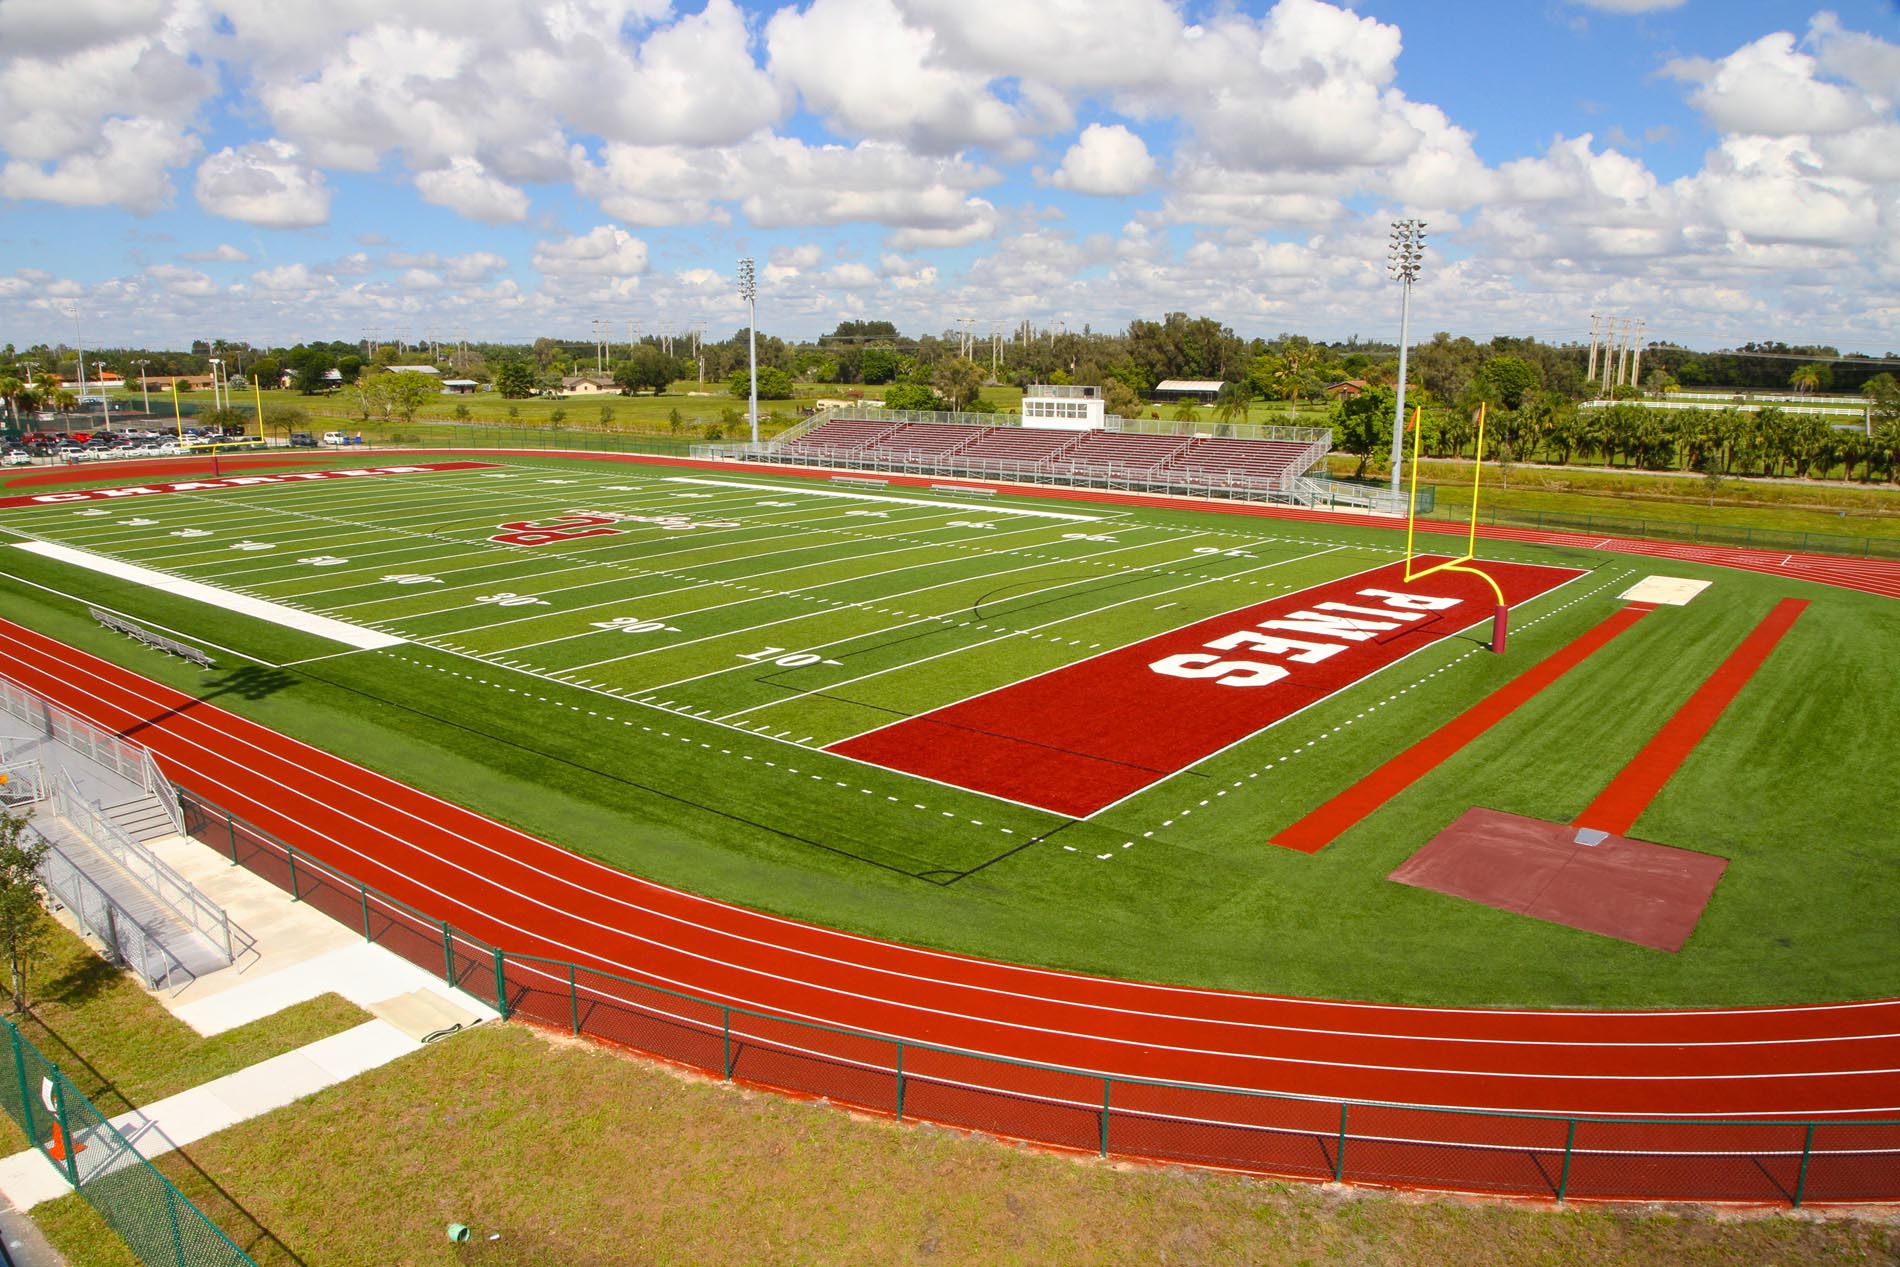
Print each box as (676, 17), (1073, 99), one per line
(828, 557), (1586, 818)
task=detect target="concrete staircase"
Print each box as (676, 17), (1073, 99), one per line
(101, 793), (178, 843)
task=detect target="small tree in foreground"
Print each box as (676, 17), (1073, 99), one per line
(0, 810), (50, 1014)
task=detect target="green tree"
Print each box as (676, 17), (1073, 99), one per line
(493, 361), (536, 399)
(1789, 363), (1830, 395)
(1103, 380), (1142, 420)
(860, 348), (900, 384)
(613, 346), (681, 395)
(932, 357), (985, 411)
(285, 345), (336, 394)
(881, 382), (940, 411)
(1474, 355), (1540, 411)
(599, 404), (615, 426)
(452, 403), (472, 421)
(383, 372), (439, 423)
(726, 366), (795, 400)
(1334, 385), (1394, 478)
(1213, 381), (1253, 429)
(0, 810), (50, 1013)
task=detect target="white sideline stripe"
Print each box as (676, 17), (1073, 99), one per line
(12, 541), (406, 650)
(664, 476), (1101, 521)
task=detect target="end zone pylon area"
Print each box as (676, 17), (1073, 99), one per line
(1403, 402), (1509, 652)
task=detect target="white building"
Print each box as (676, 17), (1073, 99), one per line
(1020, 383), (1105, 431)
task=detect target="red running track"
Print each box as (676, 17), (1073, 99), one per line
(6, 616), (1899, 1127)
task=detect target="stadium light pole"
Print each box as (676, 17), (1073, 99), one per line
(1387, 219), (1426, 493)
(738, 257), (758, 445)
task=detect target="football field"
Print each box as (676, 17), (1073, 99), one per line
(2, 454), (1894, 1009)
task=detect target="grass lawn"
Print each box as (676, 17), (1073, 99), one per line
(2, 917), (368, 1129)
(32, 1024), (1900, 1267)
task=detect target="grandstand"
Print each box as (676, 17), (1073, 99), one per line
(723, 404), (1342, 506)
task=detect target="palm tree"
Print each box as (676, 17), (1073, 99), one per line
(1212, 382), (1252, 432)
(1169, 401), (1198, 423)
(0, 376), (22, 424)
(1789, 364), (1824, 396)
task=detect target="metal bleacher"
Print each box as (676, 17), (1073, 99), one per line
(721, 410), (1343, 507)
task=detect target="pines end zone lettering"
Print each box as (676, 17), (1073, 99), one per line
(828, 556), (1587, 819)
(0, 462), (498, 508)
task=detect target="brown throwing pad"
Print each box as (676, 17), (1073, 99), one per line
(1389, 807), (1727, 952)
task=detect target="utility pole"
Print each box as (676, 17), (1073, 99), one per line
(1601, 318), (1617, 395)
(136, 359), (151, 412)
(1586, 313), (1600, 383)
(1387, 219), (1426, 493)
(739, 258), (758, 445)
(1629, 319), (1646, 391)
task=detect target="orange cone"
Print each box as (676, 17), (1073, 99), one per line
(46, 1123), (84, 1163)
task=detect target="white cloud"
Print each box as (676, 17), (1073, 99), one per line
(532, 225), (650, 277)
(1049, 125), (1155, 196)
(251, 262), (328, 292)
(179, 244), (251, 263)
(195, 140), (331, 227)
(766, 0), (1025, 152)
(1567, 0), (1684, 12)
(143, 263), (219, 297)
(2, 116), (198, 212)
(415, 158), (531, 223)
(1667, 32), (1874, 137)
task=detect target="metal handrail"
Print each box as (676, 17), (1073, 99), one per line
(34, 827), (195, 994)
(51, 770), (233, 963)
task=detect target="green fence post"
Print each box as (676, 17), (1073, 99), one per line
(894, 1043), (905, 1122)
(1100, 1079), (1111, 1158)
(1794, 1123), (1816, 1208)
(224, 811), (238, 863)
(9, 1021), (33, 1146)
(492, 948), (508, 1019)
(50, 1070), (77, 1189)
(286, 845), (300, 901)
(1334, 1103), (1348, 1182)
(1557, 1119), (1578, 1202)
(722, 1008), (733, 1079)
(441, 921), (455, 984)
(359, 884), (371, 939)
(568, 963), (580, 1035)
(167, 1185), (186, 1267)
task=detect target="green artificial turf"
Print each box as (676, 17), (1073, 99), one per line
(0, 455), (1892, 1010)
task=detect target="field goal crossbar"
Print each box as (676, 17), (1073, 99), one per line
(1402, 402), (1509, 652)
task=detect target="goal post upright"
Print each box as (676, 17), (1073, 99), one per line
(1401, 401), (1510, 652)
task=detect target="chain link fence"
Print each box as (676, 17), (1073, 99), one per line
(0, 1017), (255, 1267)
(176, 787), (1900, 1206)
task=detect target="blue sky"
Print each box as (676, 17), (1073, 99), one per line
(2, 0), (1896, 353)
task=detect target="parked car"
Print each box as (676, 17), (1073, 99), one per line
(321, 430), (351, 446)
(289, 431), (318, 448)
(2, 449), (31, 467)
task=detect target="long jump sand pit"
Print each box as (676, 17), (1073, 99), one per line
(1389, 807), (1728, 952)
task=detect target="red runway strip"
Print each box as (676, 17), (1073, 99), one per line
(1576, 598), (1808, 836)
(1272, 606), (1652, 853)
(830, 557), (1581, 818)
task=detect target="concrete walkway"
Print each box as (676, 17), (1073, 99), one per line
(0, 828), (498, 1215)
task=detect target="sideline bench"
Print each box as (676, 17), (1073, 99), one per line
(831, 475), (888, 489)
(931, 484), (997, 498)
(90, 607), (216, 669)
